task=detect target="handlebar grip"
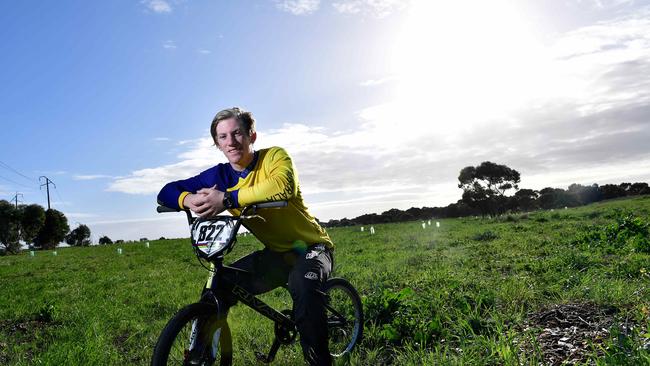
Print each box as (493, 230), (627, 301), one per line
(254, 201), (288, 209)
(157, 205), (180, 213)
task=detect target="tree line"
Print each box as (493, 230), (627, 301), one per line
(0, 201), (114, 254)
(322, 161), (650, 227)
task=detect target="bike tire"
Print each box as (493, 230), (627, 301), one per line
(151, 302), (232, 366)
(324, 277), (364, 358)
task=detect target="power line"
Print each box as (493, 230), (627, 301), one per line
(0, 173), (33, 189)
(53, 185), (65, 207)
(0, 160), (35, 182)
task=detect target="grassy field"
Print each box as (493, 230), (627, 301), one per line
(1, 196), (649, 365)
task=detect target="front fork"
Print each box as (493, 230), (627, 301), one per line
(187, 264), (224, 360)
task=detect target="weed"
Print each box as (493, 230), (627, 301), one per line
(36, 301), (56, 323)
(584, 211), (602, 219)
(573, 212), (650, 254)
(472, 230), (499, 241)
(534, 216), (549, 223)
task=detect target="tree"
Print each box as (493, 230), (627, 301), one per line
(458, 161), (521, 216)
(567, 183), (602, 205)
(513, 189), (539, 211)
(0, 200), (21, 254)
(600, 184), (626, 200)
(20, 204), (46, 245)
(98, 235), (113, 245)
(538, 187), (579, 209)
(629, 182), (650, 196)
(34, 209), (69, 249)
(66, 224), (91, 246)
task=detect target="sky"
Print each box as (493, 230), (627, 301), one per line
(1, 0), (649, 241)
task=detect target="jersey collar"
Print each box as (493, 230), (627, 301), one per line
(231, 150), (259, 178)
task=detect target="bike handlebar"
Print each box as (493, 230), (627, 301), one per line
(156, 200), (288, 215)
(157, 205), (181, 213)
(253, 201), (288, 209)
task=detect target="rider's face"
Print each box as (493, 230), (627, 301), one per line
(215, 117), (256, 169)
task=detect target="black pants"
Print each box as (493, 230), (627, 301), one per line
(219, 244), (333, 366)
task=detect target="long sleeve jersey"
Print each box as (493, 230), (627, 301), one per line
(157, 146), (333, 252)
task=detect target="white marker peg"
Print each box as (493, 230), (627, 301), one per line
(53, 251), (57, 256)
(370, 226), (375, 235)
(361, 226), (364, 232)
(428, 220), (431, 226)
(117, 248), (123, 255)
(422, 222), (426, 229)
(30, 251), (35, 257)
(146, 242), (150, 248)
(436, 221), (440, 228)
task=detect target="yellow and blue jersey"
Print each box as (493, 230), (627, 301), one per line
(157, 147), (333, 252)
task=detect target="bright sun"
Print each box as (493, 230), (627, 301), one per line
(388, 0), (550, 134)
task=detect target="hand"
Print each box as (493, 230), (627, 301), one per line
(183, 186), (226, 217)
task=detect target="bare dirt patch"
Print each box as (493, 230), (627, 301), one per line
(0, 318), (60, 364)
(520, 302), (644, 365)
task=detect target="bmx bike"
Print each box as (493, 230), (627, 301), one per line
(151, 201), (363, 365)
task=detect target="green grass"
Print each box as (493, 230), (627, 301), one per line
(1, 196), (649, 365)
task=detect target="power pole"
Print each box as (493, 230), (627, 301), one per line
(11, 192), (23, 208)
(39, 176), (56, 210)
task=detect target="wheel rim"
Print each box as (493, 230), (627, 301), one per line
(168, 314), (223, 365)
(326, 284), (361, 357)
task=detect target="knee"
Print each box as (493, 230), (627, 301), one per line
(288, 269), (323, 298)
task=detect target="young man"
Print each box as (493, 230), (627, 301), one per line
(157, 107), (334, 365)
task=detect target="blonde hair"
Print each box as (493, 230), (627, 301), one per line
(210, 107), (256, 145)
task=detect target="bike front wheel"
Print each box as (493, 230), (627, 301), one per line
(151, 302), (232, 366)
(324, 277), (364, 358)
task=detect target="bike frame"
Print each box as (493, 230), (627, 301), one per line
(200, 258), (295, 329)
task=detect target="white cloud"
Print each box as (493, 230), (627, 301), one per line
(143, 0), (172, 13)
(579, 0), (636, 9)
(332, 0), (408, 18)
(65, 212), (100, 220)
(275, 0), (320, 15)
(163, 40), (177, 49)
(109, 6), (650, 221)
(198, 49), (211, 54)
(107, 138), (221, 194)
(154, 137), (171, 141)
(177, 138), (202, 145)
(359, 76), (398, 87)
(73, 174), (113, 181)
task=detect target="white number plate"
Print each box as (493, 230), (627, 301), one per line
(191, 219), (235, 257)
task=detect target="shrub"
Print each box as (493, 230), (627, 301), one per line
(363, 287), (442, 345)
(573, 212), (650, 254)
(505, 215), (518, 222)
(534, 216), (548, 223)
(473, 230), (499, 241)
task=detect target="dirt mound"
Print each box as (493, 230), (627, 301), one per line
(521, 302), (634, 365)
